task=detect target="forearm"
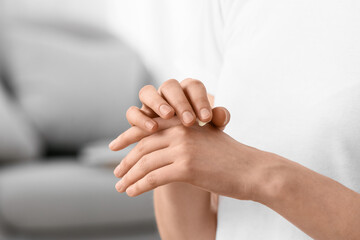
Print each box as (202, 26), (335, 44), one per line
(255, 153), (360, 240)
(154, 183), (217, 240)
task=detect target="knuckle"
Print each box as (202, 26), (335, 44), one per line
(136, 140), (145, 154)
(181, 158), (195, 179)
(146, 173), (157, 187)
(165, 78), (179, 85)
(138, 156), (148, 171)
(177, 142), (189, 154)
(180, 78), (194, 85)
(173, 125), (188, 137)
(126, 106), (138, 118)
(139, 85), (155, 98)
(181, 78), (203, 88)
(161, 79), (179, 90)
(174, 144), (195, 176)
(190, 79), (204, 87)
(183, 149), (193, 163)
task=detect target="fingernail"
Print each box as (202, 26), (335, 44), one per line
(197, 119), (207, 127)
(200, 108), (211, 120)
(182, 111), (194, 124)
(145, 120), (156, 130)
(159, 105), (172, 116)
(223, 110), (230, 125)
(116, 181), (124, 192)
(126, 186), (135, 196)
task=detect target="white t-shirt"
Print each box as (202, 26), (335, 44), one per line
(109, 1), (360, 238)
(215, 0), (360, 239)
(107, 0), (222, 93)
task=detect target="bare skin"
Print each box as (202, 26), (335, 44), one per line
(110, 78), (226, 239)
(110, 79), (360, 239)
(122, 78), (215, 132)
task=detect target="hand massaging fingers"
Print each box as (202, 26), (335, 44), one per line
(126, 106), (158, 131)
(138, 85), (175, 119)
(158, 79), (197, 126)
(115, 148), (174, 192)
(180, 78), (212, 123)
(128, 79), (214, 132)
(110, 106), (230, 152)
(140, 104), (158, 118)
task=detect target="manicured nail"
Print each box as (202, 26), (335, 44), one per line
(223, 110), (230, 126)
(159, 104), (172, 116)
(200, 108), (211, 120)
(182, 111), (194, 124)
(145, 120), (156, 130)
(197, 119), (207, 127)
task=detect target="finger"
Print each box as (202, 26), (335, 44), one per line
(114, 132), (170, 178)
(109, 127), (148, 152)
(109, 117), (181, 151)
(126, 106), (158, 131)
(140, 104), (158, 118)
(115, 148), (174, 192)
(124, 164), (181, 197)
(139, 85), (175, 119)
(181, 78), (212, 123)
(211, 107), (231, 130)
(159, 79), (196, 126)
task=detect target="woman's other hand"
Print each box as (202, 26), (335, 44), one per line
(125, 78), (222, 132)
(109, 106), (230, 151)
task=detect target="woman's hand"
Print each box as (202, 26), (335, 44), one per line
(109, 78), (230, 150)
(113, 121), (270, 201)
(109, 107), (230, 151)
(125, 78), (219, 132)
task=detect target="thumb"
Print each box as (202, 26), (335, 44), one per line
(211, 107), (230, 130)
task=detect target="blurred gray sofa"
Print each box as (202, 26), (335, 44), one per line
(0, 1), (159, 239)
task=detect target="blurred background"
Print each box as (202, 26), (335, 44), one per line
(0, 0), (155, 239)
(0, 0), (220, 239)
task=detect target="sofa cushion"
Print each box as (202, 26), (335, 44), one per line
(2, 0), (110, 30)
(3, 1), (150, 151)
(4, 25), (148, 151)
(0, 80), (42, 162)
(0, 160), (155, 231)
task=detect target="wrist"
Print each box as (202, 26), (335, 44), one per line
(250, 151), (295, 205)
